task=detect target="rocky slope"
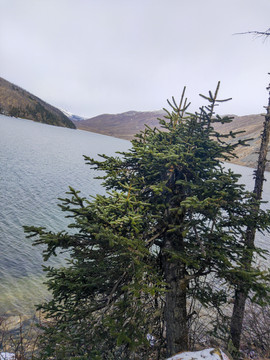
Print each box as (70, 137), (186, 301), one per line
(0, 77), (76, 129)
(73, 111), (269, 170)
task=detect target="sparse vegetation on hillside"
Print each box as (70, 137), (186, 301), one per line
(73, 110), (165, 140)
(0, 77), (76, 129)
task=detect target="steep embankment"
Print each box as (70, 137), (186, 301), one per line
(0, 77), (76, 129)
(73, 111), (269, 170)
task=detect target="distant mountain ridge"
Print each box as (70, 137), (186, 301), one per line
(73, 111), (269, 170)
(72, 110), (165, 140)
(1, 76), (268, 170)
(0, 77), (76, 129)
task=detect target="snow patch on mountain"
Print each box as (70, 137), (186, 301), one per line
(60, 108), (87, 121)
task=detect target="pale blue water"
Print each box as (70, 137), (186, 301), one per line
(0, 114), (269, 314)
(0, 115), (130, 314)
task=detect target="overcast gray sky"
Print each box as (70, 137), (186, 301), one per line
(1, 0), (269, 118)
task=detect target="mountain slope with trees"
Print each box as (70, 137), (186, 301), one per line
(0, 77), (76, 129)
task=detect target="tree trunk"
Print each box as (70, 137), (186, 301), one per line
(230, 287), (249, 350)
(230, 83), (270, 351)
(162, 238), (188, 357)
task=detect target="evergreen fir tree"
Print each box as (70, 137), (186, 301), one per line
(25, 83), (270, 359)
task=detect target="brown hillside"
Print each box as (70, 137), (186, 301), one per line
(0, 77), (76, 129)
(213, 114), (268, 169)
(74, 112), (269, 170)
(73, 110), (164, 140)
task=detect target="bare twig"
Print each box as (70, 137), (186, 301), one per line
(234, 28), (270, 42)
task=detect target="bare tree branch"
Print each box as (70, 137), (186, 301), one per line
(234, 28), (270, 42)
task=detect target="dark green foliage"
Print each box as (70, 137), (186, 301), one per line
(26, 190), (164, 359)
(9, 106), (21, 118)
(25, 83), (270, 358)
